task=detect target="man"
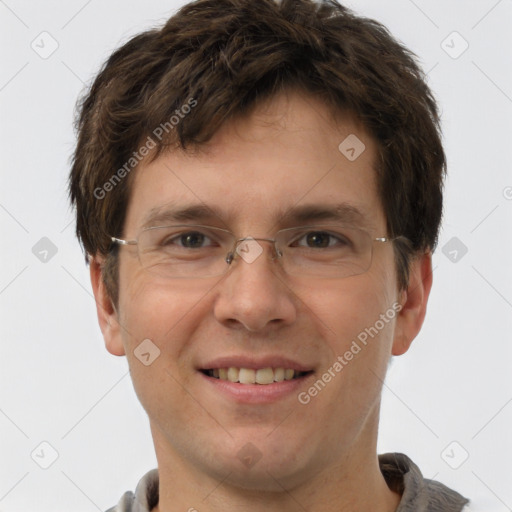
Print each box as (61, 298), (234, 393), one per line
(69, 0), (470, 510)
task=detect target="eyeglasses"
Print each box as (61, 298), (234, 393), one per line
(110, 224), (405, 279)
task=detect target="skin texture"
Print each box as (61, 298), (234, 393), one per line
(90, 90), (432, 512)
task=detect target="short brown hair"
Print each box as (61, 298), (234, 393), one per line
(69, 0), (445, 307)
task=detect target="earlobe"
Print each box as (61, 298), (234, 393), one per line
(89, 255), (125, 356)
(392, 252), (433, 356)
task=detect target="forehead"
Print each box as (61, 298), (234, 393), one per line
(124, 90), (384, 235)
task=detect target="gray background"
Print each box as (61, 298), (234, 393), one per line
(1, 0), (511, 510)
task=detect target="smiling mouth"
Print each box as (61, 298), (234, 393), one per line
(200, 367), (313, 385)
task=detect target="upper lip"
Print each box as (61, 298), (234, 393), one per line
(198, 356), (314, 373)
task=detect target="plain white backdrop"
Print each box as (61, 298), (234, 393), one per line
(1, 1), (511, 510)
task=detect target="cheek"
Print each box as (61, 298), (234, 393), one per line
(290, 276), (397, 465)
(116, 254), (217, 380)
(117, 274), (216, 422)
(292, 273), (398, 421)
(119, 273), (214, 348)
(294, 274), (395, 357)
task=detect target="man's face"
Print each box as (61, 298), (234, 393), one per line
(96, 91), (422, 490)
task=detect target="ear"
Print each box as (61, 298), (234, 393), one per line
(89, 255), (125, 356)
(392, 251), (433, 356)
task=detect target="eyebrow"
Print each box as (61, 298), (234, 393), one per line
(141, 204), (222, 229)
(278, 203), (370, 229)
(141, 202), (371, 230)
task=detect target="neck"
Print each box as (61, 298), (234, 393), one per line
(153, 457), (400, 512)
(149, 412), (401, 512)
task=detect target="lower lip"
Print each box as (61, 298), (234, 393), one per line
(199, 371), (314, 404)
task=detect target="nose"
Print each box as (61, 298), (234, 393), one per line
(213, 238), (297, 332)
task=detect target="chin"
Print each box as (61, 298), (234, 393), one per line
(215, 459), (311, 493)
(201, 436), (319, 492)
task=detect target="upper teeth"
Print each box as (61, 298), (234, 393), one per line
(210, 367), (299, 384)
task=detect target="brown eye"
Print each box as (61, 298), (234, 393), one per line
(294, 231), (349, 249)
(161, 231), (212, 249)
(179, 232), (207, 248)
(305, 232), (331, 248)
